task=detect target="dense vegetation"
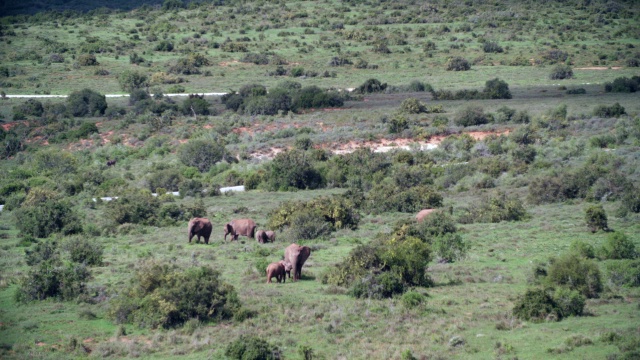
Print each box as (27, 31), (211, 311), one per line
(0, 0), (639, 359)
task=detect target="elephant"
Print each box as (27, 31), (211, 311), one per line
(279, 260), (293, 279)
(415, 208), (436, 222)
(255, 230), (268, 244)
(265, 230), (276, 242)
(188, 217), (213, 244)
(224, 218), (257, 241)
(266, 261), (286, 283)
(284, 243), (311, 282)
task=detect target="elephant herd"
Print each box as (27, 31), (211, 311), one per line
(187, 217), (311, 284)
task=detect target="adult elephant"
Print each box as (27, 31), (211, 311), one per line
(224, 218), (257, 241)
(188, 218), (213, 244)
(284, 243), (311, 282)
(415, 209), (436, 222)
(255, 230), (268, 244)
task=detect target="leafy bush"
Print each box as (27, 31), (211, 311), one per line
(12, 99), (44, 120)
(401, 291), (426, 309)
(549, 65), (573, 80)
(600, 232), (637, 259)
(454, 105), (490, 127)
(76, 54), (98, 66)
(63, 237), (103, 266)
(14, 194), (81, 238)
(458, 191), (528, 224)
(354, 78), (387, 94)
(432, 233), (468, 263)
(399, 98), (427, 114)
(67, 88), (107, 117)
(569, 240), (595, 259)
(118, 70), (148, 92)
(365, 184), (443, 214)
(178, 138), (225, 172)
(169, 53), (210, 75)
(291, 86), (343, 111)
(593, 102), (626, 118)
(482, 41), (503, 53)
(181, 94), (210, 115)
(553, 287), (586, 318)
(606, 259), (640, 287)
(566, 88), (586, 95)
(483, 78), (512, 99)
(225, 335), (281, 360)
(585, 204), (608, 232)
(16, 260), (90, 302)
(264, 149), (323, 191)
(604, 76), (640, 93)
(446, 57), (471, 71)
(267, 195), (359, 234)
(25, 240), (59, 266)
(105, 188), (160, 225)
(512, 287), (560, 322)
(547, 253), (603, 298)
(109, 261), (241, 329)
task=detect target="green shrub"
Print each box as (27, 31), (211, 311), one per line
(446, 57), (471, 71)
(483, 41), (503, 53)
(569, 240), (596, 259)
(388, 114), (409, 133)
(181, 94), (210, 115)
(67, 88), (107, 117)
(169, 53), (211, 75)
(14, 196), (81, 238)
(25, 240), (59, 266)
(354, 78), (387, 94)
(483, 78), (512, 99)
(512, 287), (561, 322)
(415, 210), (457, 237)
(12, 99), (44, 120)
(458, 191), (528, 224)
(178, 138), (225, 172)
(454, 105), (490, 127)
(118, 70), (148, 93)
(593, 102), (626, 118)
(265, 149), (323, 191)
(63, 237), (103, 266)
(16, 260), (90, 302)
(566, 88), (586, 94)
(267, 195), (359, 234)
(604, 76), (640, 93)
(109, 261), (240, 328)
(433, 233), (468, 263)
(547, 253), (602, 298)
(365, 184), (443, 214)
(76, 54), (98, 66)
(585, 204), (608, 232)
(553, 287), (586, 318)
(399, 98), (427, 114)
(401, 291), (426, 309)
(105, 188), (160, 226)
(225, 335), (280, 360)
(147, 168), (184, 192)
(600, 232), (637, 259)
(606, 259), (640, 287)
(549, 65), (573, 80)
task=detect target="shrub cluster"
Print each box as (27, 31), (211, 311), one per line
(458, 191), (528, 224)
(592, 102), (626, 118)
(169, 53), (210, 75)
(446, 57), (471, 71)
(178, 138), (225, 172)
(432, 78), (511, 100)
(365, 184), (442, 214)
(14, 189), (81, 238)
(66, 88), (108, 117)
(549, 65), (573, 80)
(225, 336), (281, 360)
(267, 195), (359, 240)
(109, 261), (241, 329)
(263, 149), (323, 191)
(512, 287), (584, 322)
(604, 76), (640, 93)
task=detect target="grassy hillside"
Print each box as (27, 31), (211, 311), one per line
(0, 1), (640, 359)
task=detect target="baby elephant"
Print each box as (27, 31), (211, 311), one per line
(266, 260), (293, 283)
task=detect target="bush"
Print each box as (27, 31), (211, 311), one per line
(63, 237), (103, 266)
(547, 253), (603, 298)
(483, 78), (512, 99)
(600, 232), (637, 259)
(109, 261), (241, 329)
(118, 70), (148, 93)
(585, 204), (608, 232)
(105, 188), (160, 225)
(604, 76), (640, 93)
(446, 57), (471, 71)
(458, 191), (528, 224)
(169, 53), (210, 75)
(267, 196), (359, 234)
(354, 78), (387, 94)
(25, 240), (59, 266)
(566, 88), (586, 95)
(569, 240), (595, 259)
(399, 98), (427, 114)
(432, 233), (468, 263)
(76, 54), (99, 66)
(181, 94), (210, 116)
(512, 287), (560, 322)
(454, 105), (490, 127)
(265, 149), (323, 191)
(16, 260), (90, 302)
(365, 184), (443, 214)
(14, 196), (81, 238)
(549, 65), (573, 80)
(483, 41), (503, 53)
(606, 259), (640, 287)
(553, 287), (586, 318)
(401, 291), (426, 309)
(178, 138), (225, 172)
(225, 335), (281, 360)
(67, 88), (107, 117)
(12, 99), (44, 120)
(593, 102), (626, 118)
(387, 114), (409, 133)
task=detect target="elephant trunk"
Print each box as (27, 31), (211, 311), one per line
(188, 223), (194, 242)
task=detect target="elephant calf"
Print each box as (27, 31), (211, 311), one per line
(266, 262), (286, 283)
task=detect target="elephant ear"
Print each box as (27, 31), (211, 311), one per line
(192, 221), (204, 233)
(225, 223), (234, 233)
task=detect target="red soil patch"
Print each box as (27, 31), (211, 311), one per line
(1, 121), (28, 131)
